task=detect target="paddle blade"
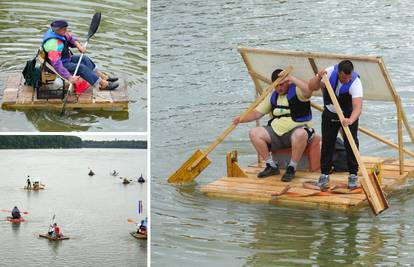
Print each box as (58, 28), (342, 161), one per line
(87, 12), (101, 40)
(168, 149), (211, 183)
(127, 218), (136, 224)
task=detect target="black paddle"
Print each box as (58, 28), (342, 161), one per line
(60, 12), (102, 116)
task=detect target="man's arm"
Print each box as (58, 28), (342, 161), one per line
(286, 75), (313, 98)
(342, 97), (362, 127)
(233, 110), (265, 125)
(308, 69), (327, 92)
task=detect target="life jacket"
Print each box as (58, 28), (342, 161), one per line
(42, 28), (72, 63)
(268, 83), (312, 125)
(323, 64), (359, 115)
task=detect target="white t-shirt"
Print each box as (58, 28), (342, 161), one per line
(324, 66), (363, 113)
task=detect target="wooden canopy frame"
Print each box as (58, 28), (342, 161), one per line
(238, 46), (414, 175)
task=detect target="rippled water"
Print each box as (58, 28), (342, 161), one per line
(0, 0), (147, 132)
(152, 0), (414, 266)
(0, 149), (147, 266)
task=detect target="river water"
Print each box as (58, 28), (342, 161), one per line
(152, 0), (414, 266)
(0, 0), (147, 132)
(0, 149), (147, 267)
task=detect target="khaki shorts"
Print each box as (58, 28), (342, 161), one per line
(264, 125), (314, 151)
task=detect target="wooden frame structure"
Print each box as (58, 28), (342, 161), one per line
(201, 47), (414, 213)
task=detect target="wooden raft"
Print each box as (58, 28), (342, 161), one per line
(0, 72), (128, 111)
(201, 156), (414, 211)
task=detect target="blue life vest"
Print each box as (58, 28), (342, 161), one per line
(268, 83), (312, 125)
(323, 64), (359, 115)
(42, 28), (72, 63)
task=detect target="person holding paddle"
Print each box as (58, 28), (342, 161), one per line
(308, 60), (363, 190)
(42, 19), (119, 91)
(233, 69), (315, 181)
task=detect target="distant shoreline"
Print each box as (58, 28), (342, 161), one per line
(0, 136), (147, 149)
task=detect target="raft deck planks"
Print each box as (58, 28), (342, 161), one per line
(0, 72), (129, 111)
(201, 157), (414, 211)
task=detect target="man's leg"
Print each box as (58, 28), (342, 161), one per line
(63, 60), (99, 86)
(343, 119), (359, 189)
(281, 127), (309, 182)
(249, 126), (280, 178)
(317, 110), (341, 188)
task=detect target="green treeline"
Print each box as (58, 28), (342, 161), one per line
(82, 140), (147, 149)
(0, 136), (147, 149)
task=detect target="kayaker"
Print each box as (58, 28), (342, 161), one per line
(42, 19), (119, 91)
(53, 223), (61, 238)
(112, 170), (118, 176)
(88, 169), (95, 176)
(26, 177), (32, 189)
(138, 174), (145, 183)
(11, 206), (21, 219)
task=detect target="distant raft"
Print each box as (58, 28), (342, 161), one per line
(7, 217), (25, 223)
(24, 184), (45, 190)
(130, 231), (147, 240)
(0, 72), (129, 112)
(122, 178), (130, 184)
(39, 234), (70, 241)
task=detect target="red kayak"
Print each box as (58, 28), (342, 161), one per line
(7, 217), (25, 223)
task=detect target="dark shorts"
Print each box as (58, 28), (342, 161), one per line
(264, 125), (314, 151)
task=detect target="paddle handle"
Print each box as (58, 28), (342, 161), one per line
(189, 66), (293, 170)
(322, 74), (386, 214)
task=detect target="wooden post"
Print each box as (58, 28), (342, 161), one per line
(240, 52), (266, 166)
(397, 96), (404, 175)
(226, 151), (247, 177)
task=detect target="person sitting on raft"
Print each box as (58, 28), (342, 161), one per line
(33, 181), (40, 189)
(53, 223), (61, 238)
(11, 206), (21, 219)
(42, 19), (119, 91)
(138, 217), (147, 235)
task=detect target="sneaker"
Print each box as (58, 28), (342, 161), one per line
(281, 165), (295, 182)
(348, 174), (358, 190)
(106, 77), (119, 82)
(100, 81), (119, 91)
(257, 163), (280, 178)
(316, 174), (330, 189)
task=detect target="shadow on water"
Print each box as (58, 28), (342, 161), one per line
(11, 221), (21, 236)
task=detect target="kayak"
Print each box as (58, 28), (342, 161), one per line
(7, 217), (25, 223)
(130, 231), (147, 240)
(39, 234), (70, 241)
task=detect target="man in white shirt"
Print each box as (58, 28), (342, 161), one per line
(308, 60), (363, 190)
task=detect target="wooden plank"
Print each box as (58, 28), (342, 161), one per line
(1, 72), (128, 111)
(237, 47), (382, 63)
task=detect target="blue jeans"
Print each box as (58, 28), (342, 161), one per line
(63, 55), (99, 85)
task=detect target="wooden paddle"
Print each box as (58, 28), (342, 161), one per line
(127, 218), (138, 224)
(168, 66), (293, 183)
(60, 12), (102, 116)
(322, 73), (388, 215)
